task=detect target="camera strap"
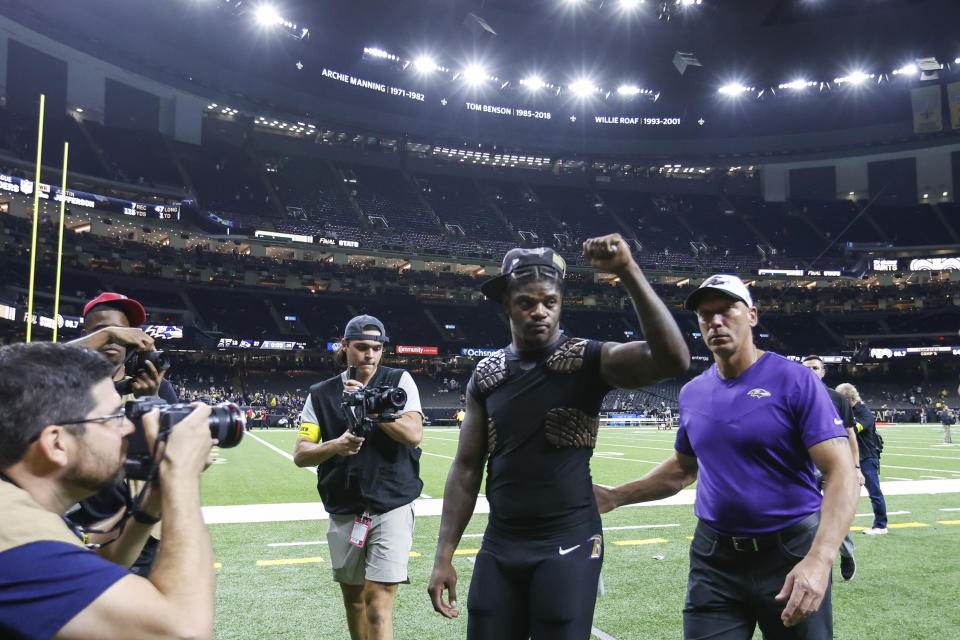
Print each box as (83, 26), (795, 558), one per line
(78, 430), (169, 546)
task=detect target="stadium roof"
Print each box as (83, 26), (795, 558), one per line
(8, 0), (959, 105)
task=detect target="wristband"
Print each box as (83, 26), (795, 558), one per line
(132, 510), (161, 525)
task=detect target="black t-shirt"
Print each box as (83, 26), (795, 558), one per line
(826, 387), (856, 431)
(467, 335), (612, 536)
(852, 402), (880, 460)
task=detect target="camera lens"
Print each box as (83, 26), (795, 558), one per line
(386, 388), (406, 410)
(208, 402), (245, 447)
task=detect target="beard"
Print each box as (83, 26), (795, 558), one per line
(64, 440), (126, 494)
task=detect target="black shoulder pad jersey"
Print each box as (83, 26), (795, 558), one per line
(467, 335), (612, 536)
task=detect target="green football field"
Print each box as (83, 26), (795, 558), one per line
(200, 425), (960, 639)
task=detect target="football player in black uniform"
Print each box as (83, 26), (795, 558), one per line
(428, 234), (690, 639)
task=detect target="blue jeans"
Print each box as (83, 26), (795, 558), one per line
(861, 457), (887, 529)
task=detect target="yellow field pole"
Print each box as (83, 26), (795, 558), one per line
(52, 142), (69, 342)
(25, 93), (45, 342)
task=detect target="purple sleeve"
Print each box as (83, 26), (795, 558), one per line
(0, 541), (130, 640)
(674, 401), (695, 456)
(792, 366), (848, 448)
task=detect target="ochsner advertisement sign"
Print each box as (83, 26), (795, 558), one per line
(461, 347), (499, 357)
(396, 345), (439, 355)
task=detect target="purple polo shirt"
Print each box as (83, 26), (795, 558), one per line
(675, 351), (846, 535)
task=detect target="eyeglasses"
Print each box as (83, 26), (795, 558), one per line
(59, 411), (127, 429)
(27, 410), (127, 444)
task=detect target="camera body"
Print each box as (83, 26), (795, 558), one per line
(123, 397), (245, 480)
(341, 386), (407, 436)
(114, 350), (171, 395)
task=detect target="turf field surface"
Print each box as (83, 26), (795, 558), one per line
(202, 425), (960, 639)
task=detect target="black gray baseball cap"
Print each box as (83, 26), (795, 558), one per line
(683, 274), (754, 310)
(481, 247), (567, 301)
(343, 314), (388, 342)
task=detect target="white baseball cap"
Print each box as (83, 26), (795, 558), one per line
(683, 274), (754, 310)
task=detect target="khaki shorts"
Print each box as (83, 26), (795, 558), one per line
(327, 502), (416, 585)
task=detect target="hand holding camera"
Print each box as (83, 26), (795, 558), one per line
(333, 430), (365, 457)
(103, 326), (156, 353)
(341, 368), (407, 437)
(117, 349), (171, 397)
(124, 398), (246, 481)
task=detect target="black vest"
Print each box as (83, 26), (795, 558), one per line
(308, 366), (423, 515)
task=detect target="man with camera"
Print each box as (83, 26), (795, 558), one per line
(294, 315), (423, 640)
(72, 292), (177, 403)
(0, 342), (216, 640)
(65, 292), (178, 575)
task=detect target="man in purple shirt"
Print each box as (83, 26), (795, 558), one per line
(594, 274), (858, 639)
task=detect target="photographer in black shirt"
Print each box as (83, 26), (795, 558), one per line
(294, 315), (423, 640)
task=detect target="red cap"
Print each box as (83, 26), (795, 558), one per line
(82, 292), (146, 327)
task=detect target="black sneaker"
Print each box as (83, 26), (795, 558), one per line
(840, 555), (857, 581)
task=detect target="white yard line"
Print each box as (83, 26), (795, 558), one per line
(857, 510), (908, 517)
(883, 464), (960, 474)
(603, 523), (681, 531)
(202, 479), (960, 524)
(267, 541), (327, 547)
(880, 452), (960, 461)
(592, 453), (665, 464)
(422, 451), (455, 460)
(246, 432), (316, 475)
(592, 626), (619, 640)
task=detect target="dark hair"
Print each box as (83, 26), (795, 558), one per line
(0, 343), (115, 467)
(504, 265), (564, 300)
(801, 354), (823, 364)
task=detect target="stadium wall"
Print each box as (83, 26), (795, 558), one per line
(762, 144), (959, 203)
(0, 15), (204, 144)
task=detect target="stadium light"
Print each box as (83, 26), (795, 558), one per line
(463, 64), (489, 86)
(521, 75), (546, 91)
(569, 78), (599, 98)
(363, 47), (400, 62)
(835, 70), (874, 85)
(620, 0), (645, 10)
(254, 4), (282, 26)
(778, 79), (816, 91)
(617, 84), (641, 96)
(893, 63), (918, 76)
(718, 83), (752, 96)
(413, 55), (440, 74)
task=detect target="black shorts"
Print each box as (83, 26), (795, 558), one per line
(467, 518), (604, 640)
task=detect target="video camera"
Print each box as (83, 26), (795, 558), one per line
(114, 350), (171, 395)
(341, 366), (407, 436)
(123, 397), (245, 480)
